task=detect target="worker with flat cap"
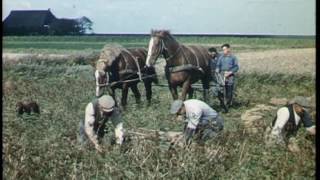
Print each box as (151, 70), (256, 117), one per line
(79, 95), (124, 152)
(170, 99), (224, 145)
(265, 96), (316, 149)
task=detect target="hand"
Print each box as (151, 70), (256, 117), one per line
(170, 134), (184, 145)
(307, 126), (316, 136)
(224, 71), (233, 77)
(184, 128), (195, 145)
(95, 144), (103, 153)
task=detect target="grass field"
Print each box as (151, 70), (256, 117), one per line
(2, 35), (316, 179)
(3, 35), (315, 54)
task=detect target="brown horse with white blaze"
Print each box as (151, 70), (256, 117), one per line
(146, 30), (212, 101)
(94, 46), (158, 106)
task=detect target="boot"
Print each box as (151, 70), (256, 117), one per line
(218, 91), (228, 113)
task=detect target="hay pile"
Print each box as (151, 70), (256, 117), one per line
(241, 104), (276, 134)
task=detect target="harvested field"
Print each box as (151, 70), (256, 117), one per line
(2, 36), (316, 179)
(238, 48), (315, 75)
(3, 48), (315, 76)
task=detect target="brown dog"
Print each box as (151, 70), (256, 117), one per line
(16, 101), (40, 115)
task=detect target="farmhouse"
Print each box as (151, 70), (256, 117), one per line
(3, 9), (92, 35)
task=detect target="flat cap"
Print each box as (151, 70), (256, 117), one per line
(170, 100), (183, 114)
(98, 95), (115, 112)
(289, 96), (311, 108)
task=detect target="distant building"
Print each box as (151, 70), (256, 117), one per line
(3, 9), (93, 35)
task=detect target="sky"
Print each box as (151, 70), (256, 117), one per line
(2, 0), (316, 35)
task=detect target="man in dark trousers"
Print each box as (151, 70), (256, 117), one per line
(215, 44), (239, 110)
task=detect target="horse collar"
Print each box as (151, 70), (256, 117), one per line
(165, 45), (182, 62)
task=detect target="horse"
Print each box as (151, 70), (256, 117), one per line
(94, 46), (158, 106)
(145, 30), (214, 102)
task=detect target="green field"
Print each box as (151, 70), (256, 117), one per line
(3, 35), (315, 54)
(3, 36), (316, 179)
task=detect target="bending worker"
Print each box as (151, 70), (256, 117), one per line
(266, 96), (316, 148)
(170, 99), (224, 145)
(79, 95), (124, 152)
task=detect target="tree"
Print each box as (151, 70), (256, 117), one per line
(48, 17), (93, 35)
(76, 16), (93, 34)
(49, 18), (79, 35)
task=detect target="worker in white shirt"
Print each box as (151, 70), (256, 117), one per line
(266, 96), (315, 147)
(170, 99), (224, 145)
(79, 95), (124, 152)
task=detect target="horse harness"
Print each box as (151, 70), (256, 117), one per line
(160, 39), (204, 74)
(96, 51), (141, 92)
(120, 49), (143, 81)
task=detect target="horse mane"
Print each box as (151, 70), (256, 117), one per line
(96, 44), (124, 70)
(151, 29), (172, 38)
(99, 44), (123, 61)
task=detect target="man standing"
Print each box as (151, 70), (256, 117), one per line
(170, 99), (224, 145)
(208, 47), (219, 77)
(79, 95), (124, 152)
(215, 44), (239, 108)
(265, 96), (316, 151)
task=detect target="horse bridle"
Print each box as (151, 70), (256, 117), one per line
(153, 35), (182, 62)
(96, 59), (110, 87)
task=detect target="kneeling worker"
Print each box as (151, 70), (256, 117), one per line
(170, 99), (224, 145)
(266, 96), (316, 149)
(79, 95), (124, 152)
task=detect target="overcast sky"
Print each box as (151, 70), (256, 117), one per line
(2, 0), (315, 35)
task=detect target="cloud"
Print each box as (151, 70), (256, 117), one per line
(3, 1), (32, 19)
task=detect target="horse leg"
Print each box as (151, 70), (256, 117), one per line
(110, 87), (119, 107)
(218, 90), (228, 113)
(121, 83), (129, 107)
(143, 80), (152, 105)
(169, 83), (178, 100)
(181, 79), (191, 101)
(95, 79), (104, 97)
(201, 77), (210, 104)
(130, 83), (141, 104)
(188, 85), (194, 99)
(96, 86), (102, 97)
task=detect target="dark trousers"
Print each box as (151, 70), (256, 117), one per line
(225, 84), (234, 106)
(193, 115), (224, 142)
